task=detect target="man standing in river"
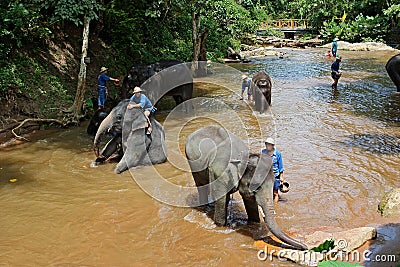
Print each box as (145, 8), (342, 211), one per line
(331, 38), (339, 57)
(331, 56), (342, 89)
(241, 75), (253, 101)
(261, 138), (285, 204)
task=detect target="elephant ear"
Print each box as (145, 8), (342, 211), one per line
(249, 153), (273, 192)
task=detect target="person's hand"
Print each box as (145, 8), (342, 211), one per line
(127, 103), (134, 109)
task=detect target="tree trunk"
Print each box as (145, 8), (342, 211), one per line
(197, 28), (209, 77)
(71, 15), (90, 116)
(191, 11), (201, 76)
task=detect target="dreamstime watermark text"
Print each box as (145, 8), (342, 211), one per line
(257, 239), (397, 266)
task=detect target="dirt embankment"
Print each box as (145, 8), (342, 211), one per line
(0, 25), (116, 144)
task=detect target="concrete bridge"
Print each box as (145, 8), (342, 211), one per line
(257, 19), (313, 38)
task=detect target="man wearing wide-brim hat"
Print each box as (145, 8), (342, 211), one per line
(127, 87), (156, 135)
(261, 137), (285, 203)
(97, 67), (119, 109)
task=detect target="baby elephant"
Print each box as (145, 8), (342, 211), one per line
(251, 71), (272, 114)
(185, 125), (307, 250)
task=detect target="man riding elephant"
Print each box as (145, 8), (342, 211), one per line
(92, 99), (167, 173)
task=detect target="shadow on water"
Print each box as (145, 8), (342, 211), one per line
(341, 133), (400, 155)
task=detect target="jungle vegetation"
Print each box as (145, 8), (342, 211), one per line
(0, 0), (399, 118)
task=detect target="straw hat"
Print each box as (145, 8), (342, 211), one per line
(336, 55), (342, 61)
(100, 67), (108, 73)
(279, 181), (290, 193)
(265, 137), (275, 145)
(242, 75), (248, 80)
(133, 87), (143, 93)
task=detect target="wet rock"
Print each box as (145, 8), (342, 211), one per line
(320, 41), (396, 51)
(304, 226), (377, 253)
(378, 188), (400, 217)
(254, 227), (377, 266)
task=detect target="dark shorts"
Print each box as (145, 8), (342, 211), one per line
(145, 107), (156, 117)
(331, 71), (341, 80)
(273, 175), (281, 191)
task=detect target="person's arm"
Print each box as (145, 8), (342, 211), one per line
(127, 96), (142, 109)
(277, 152), (285, 181)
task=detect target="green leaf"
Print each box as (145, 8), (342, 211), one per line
(310, 238), (335, 252)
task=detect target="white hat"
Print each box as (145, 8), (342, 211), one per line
(333, 38), (339, 41)
(242, 75), (248, 80)
(265, 137), (275, 145)
(133, 86), (143, 93)
(100, 66), (108, 73)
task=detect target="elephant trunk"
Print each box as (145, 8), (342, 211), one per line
(93, 114), (113, 156)
(256, 182), (308, 250)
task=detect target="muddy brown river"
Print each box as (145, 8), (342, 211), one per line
(1, 49), (399, 266)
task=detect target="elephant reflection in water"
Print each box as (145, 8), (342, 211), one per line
(185, 125), (307, 250)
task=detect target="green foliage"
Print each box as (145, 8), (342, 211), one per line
(0, 1), (49, 59)
(310, 238), (335, 252)
(0, 53), (72, 117)
(32, 0), (102, 26)
(320, 14), (389, 43)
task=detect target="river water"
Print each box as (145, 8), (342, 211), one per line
(1, 49), (399, 266)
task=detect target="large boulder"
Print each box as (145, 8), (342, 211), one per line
(378, 188), (400, 217)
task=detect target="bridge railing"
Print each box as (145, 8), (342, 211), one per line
(259, 19), (308, 30)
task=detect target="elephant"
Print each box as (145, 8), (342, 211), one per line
(123, 60), (193, 108)
(250, 71), (272, 114)
(93, 99), (167, 173)
(87, 108), (109, 136)
(386, 54), (400, 92)
(185, 125), (307, 250)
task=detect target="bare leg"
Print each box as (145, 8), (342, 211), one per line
(144, 110), (152, 134)
(273, 190), (279, 204)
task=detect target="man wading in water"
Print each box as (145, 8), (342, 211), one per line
(261, 138), (285, 204)
(331, 56), (342, 89)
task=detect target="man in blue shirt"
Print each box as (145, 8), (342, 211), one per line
(127, 87), (156, 134)
(241, 75), (253, 101)
(261, 137), (285, 203)
(98, 67), (119, 109)
(331, 38), (338, 57)
(331, 56), (342, 89)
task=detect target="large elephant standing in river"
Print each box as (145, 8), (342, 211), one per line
(123, 60), (193, 107)
(250, 71), (272, 114)
(185, 125), (307, 250)
(386, 54), (400, 92)
(94, 99), (167, 174)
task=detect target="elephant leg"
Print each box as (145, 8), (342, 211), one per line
(192, 169), (210, 206)
(242, 196), (261, 224)
(214, 194), (229, 226)
(211, 176), (230, 226)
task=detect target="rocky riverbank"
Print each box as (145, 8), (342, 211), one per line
(236, 38), (397, 60)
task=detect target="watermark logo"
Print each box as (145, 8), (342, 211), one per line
(257, 238), (397, 265)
